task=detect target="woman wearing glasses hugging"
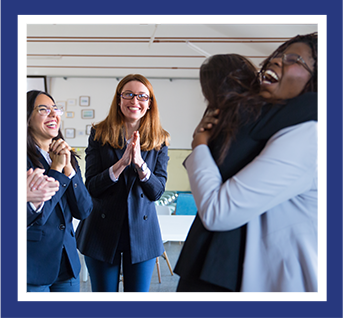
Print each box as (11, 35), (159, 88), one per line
(76, 74), (170, 292)
(27, 90), (93, 292)
(174, 32), (318, 292)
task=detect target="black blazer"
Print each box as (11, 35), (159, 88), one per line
(76, 128), (169, 264)
(174, 92), (318, 291)
(27, 154), (93, 285)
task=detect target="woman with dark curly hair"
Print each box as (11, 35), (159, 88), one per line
(175, 32), (318, 292)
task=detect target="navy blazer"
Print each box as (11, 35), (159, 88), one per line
(76, 128), (169, 264)
(27, 154), (93, 285)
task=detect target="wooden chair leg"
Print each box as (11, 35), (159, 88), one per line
(120, 255), (124, 289)
(163, 251), (174, 276)
(156, 257), (161, 283)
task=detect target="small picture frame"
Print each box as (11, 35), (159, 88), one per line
(81, 109), (95, 119)
(79, 96), (90, 106)
(60, 120), (64, 130)
(65, 128), (75, 139)
(67, 99), (77, 107)
(86, 124), (92, 135)
(65, 111), (74, 118)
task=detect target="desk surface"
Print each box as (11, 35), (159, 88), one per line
(74, 215), (195, 242)
(157, 215), (195, 242)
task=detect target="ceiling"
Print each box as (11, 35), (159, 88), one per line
(27, 24), (317, 79)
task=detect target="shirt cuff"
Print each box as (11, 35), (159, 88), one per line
(140, 168), (151, 182)
(29, 202), (44, 213)
(109, 166), (119, 182)
(68, 169), (76, 179)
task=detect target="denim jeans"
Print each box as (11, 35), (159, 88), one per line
(27, 275), (80, 292)
(85, 253), (155, 292)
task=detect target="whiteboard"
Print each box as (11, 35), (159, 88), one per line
(50, 77), (206, 149)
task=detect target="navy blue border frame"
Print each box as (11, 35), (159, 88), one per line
(2, 1), (342, 317)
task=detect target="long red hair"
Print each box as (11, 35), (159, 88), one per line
(94, 74), (170, 150)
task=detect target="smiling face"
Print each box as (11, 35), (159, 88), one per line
(260, 42), (315, 100)
(29, 94), (60, 145)
(119, 80), (151, 124)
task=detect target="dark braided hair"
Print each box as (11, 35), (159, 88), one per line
(27, 90), (79, 170)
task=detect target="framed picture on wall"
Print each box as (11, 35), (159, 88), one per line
(65, 128), (75, 139)
(86, 124), (92, 135)
(81, 109), (94, 119)
(67, 99), (77, 107)
(65, 111), (74, 118)
(79, 96), (90, 106)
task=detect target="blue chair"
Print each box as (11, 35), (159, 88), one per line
(175, 192), (197, 215)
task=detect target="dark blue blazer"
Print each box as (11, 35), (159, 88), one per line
(27, 154), (93, 285)
(76, 128), (169, 264)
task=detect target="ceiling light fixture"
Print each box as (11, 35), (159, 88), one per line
(149, 25), (158, 47)
(186, 41), (211, 57)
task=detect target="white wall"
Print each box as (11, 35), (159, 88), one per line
(49, 77), (206, 149)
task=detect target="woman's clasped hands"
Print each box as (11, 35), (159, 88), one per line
(114, 131), (147, 179)
(131, 131), (145, 170)
(120, 131), (143, 168)
(49, 138), (74, 176)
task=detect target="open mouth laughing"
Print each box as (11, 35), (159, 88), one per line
(45, 120), (58, 129)
(261, 69), (279, 84)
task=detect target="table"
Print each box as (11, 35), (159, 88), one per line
(157, 215), (195, 242)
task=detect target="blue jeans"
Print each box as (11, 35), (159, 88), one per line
(27, 275), (80, 292)
(85, 253), (155, 292)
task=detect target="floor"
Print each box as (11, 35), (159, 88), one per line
(80, 241), (183, 292)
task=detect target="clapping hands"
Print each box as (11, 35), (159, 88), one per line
(27, 168), (59, 207)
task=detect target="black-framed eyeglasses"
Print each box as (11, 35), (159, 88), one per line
(272, 52), (313, 76)
(36, 105), (64, 116)
(121, 91), (150, 102)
